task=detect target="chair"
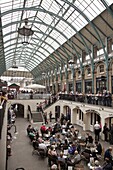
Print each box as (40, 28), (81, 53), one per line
(48, 154), (58, 167)
(58, 160), (66, 170)
(38, 148), (46, 157)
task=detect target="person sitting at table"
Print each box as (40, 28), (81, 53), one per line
(29, 130), (36, 142)
(104, 147), (113, 164)
(51, 164), (58, 170)
(91, 148), (98, 161)
(86, 133), (93, 144)
(102, 158), (112, 170)
(73, 128), (79, 139)
(67, 150), (81, 166)
(66, 120), (72, 130)
(48, 126), (52, 135)
(62, 138), (69, 150)
(27, 124), (35, 136)
(58, 152), (66, 169)
(61, 123), (67, 135)
(49, 135), (57, 145)
(40, 123), (48, 137)
(82, 145), (91, 154)
(94, 160), (102, 170)
(56, 133), (62, 147)
(81, 145), (91, 162)
(66, 129), (72, 138)
(48, 146), (58, 167)
(37, 134), (43, 143)
(32, 137), (39, 150)
(38, 141), (47, 156)
(68, 143), (76, 155)
(95, 141), (102, 155)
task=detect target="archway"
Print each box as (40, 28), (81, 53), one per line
(72, 106), (80, 124)
(63, 105), (71, 121)
(11, 103), (24, 117)
(85, 109), (101, 131)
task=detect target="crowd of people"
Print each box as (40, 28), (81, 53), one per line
(26, 115), (113, 170)
(7, 106), (17, 157)
(59, 90), (112, 107)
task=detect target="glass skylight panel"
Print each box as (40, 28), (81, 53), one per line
(40, 14), (53, 25)
(45, 37), (54, 44)
(90, 2), (101, 14)
(4, 41), (11, 48)
(56, 35), (66, 45)
(43, 50), (50, 56)
(48, 1), (61, 14)
(50, 30), (60, 39)
(84, 9), (95, 21)
(0, 0), (112, 72)
(39, 48), (46, 54)
(38, 24), (48, 33)
(51, 41), (59, 50)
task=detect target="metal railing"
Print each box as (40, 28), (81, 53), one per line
(16, 93), (51, 100)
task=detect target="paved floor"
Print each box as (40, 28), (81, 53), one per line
(7, 118), (112, 170)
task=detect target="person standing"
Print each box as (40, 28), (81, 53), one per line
(103, 123), (109, 142)
(94, 121), (101, 141)
(110, 124), (113, 145)
(49, 111), (52, 122)
(43, 112), (48, 124)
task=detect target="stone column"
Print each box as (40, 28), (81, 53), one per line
(24, 104), (28, 118)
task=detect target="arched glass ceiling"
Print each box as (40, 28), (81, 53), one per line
(0, 0), (112, 73)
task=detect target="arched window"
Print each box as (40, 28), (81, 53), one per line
(78, 70), (81, 77)
(99, 65), (104, 73)
(87, 67), (91, 75)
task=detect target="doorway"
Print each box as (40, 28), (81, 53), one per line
(109, 117), (113, 129)
(12, 103), (24, 117)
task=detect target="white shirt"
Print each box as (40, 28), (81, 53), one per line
(94, 123), (100, 130)
(38, 143), (47, 151)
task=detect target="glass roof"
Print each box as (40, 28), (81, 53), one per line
(0, 0), (112, 72)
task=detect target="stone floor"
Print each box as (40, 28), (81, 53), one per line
(7, 117), (112, 170)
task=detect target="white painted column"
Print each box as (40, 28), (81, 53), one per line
(60, 106), (63, 115)
(83, 113), (87, 131)
(24, 104), (28, 118)
(70, 108), (73, 124)
(100, 116), (105, 140)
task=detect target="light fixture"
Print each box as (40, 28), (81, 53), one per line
(18, 18), (34, 45)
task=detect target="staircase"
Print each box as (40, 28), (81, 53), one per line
(32, 112), (43, 123)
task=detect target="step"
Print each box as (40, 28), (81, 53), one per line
(32, 112), (43, 122)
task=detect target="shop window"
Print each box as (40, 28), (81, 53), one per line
(99, 65), (104, 73)
(85, 81), (92, 93)
(69, 83), (73, 92)
(76, 82), (81, 93)
(96, 77), (106, 93)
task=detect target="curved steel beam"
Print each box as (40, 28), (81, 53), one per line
(5, 53), (53, 72)
(3, 20), (68, 66)
(3, 29), (71, 66)
(6, 57), (43, 74)
(62, 0), (108, 62)
(1, 7), (90, 66)
(4, 39), (61, 68)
